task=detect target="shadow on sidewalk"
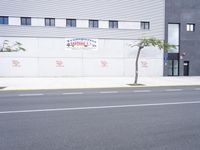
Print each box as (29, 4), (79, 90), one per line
(0, 87), (6, 89)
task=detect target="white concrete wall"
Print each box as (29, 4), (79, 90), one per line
(0, 37), (163, 77)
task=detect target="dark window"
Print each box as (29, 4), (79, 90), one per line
(168, 60), (179, 76)
(66, 19), (76, 27)
(186, 24), (195, 32)
(0, 16), (8, 25)
(109, 20), (118, 29)
(45, 18), (55, 26)
(141, 21), (150, 30)
(21, 17), (31, 26)
(89, 20), (98, 28)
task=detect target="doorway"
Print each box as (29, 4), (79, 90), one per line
(168, 60), (179, 76)
(183, 61), (189, 76)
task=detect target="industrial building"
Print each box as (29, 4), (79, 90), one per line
(165, 0), (200, 76)
(0, 0), (199, 77)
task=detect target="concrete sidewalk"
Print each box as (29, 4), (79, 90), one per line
(0, 77), (200, 90)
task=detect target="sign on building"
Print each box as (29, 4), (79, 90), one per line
(65, 38), (98, 50)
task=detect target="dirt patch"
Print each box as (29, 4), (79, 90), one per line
(127, 84), (145, 86)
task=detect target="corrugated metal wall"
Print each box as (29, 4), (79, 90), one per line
(0, 0), (165, 40)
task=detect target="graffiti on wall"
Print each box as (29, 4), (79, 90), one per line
(56, 60), (64, 68)
(141, 61), (148, 68)
(0, 40), (26, 52)
(12, 60), (21, 67)
(100, 60), (109, 68)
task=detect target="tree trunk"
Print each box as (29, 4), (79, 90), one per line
(134, 47), (142, 85)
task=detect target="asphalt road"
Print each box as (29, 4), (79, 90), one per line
(0, 86), (200, 150)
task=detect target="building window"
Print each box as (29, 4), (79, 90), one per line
(89, 20), (98, 28)
(21, 17), (31, 26)
(168, 24), (180, 53)
(141, 21), (150, 30)
(0, 16), (8, 25)
(186, 24), (195, 32)
(66, 19), (76, 27)
(45, 18), (55, 26)
(168, 59), (179, 76)
(109, 20), (118, 29)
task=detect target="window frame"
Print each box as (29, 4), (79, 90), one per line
(168, 23), (180, 53)
(141, 21), (150, 30)
(186, 23), (195, 32)
(89, 20), (99, 28)
(45, 18), (55, 26)
(0, 16), (8, 25)
(109, 20), (118, 29)
(21, 17), (31, 26)
(66, 19), (76, 27)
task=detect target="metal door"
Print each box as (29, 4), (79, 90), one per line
(183, 61), (189, 76)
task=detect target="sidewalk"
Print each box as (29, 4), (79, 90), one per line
(0, 77), (200, 90)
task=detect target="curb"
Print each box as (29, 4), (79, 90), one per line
(0, 84), (200, 91)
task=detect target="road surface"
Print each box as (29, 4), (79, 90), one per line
(0, 86), (200, 150)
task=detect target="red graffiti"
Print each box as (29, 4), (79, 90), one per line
(12, 60), (21, 67)
(56, 60), (64, 67)
(100, 60), (108, 68)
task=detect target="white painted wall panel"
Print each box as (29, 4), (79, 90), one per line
(0, 58), (38, 77)
(99, 21), (108, 29)
(139, 59), (163, 77)
(9, 17), (20, 26)
(0, 37), (164, 77)
(76, 20), (88, 28)
(124, 59), (135, 76)
(37, 38), (83, 58)
(32, 18), (45, 26)
(83, 58), (124, 77)
(124, 58), (163, 77)
(119, 22), (140, 30)
(55, 19), (66, 27)
(123, 40), (163, 59)
(38, 58), (82, 77)
(83, 39), (124, 58)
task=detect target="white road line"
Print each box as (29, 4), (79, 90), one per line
(19, 93), (44, 97)
(62, 92), (84, 95)
(165, 89), (183, 92)
(0, 101), (200, 115)
(195, 88), (200, 91)
(133, 90), (151, 93)
(99, 91), (119, 94)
